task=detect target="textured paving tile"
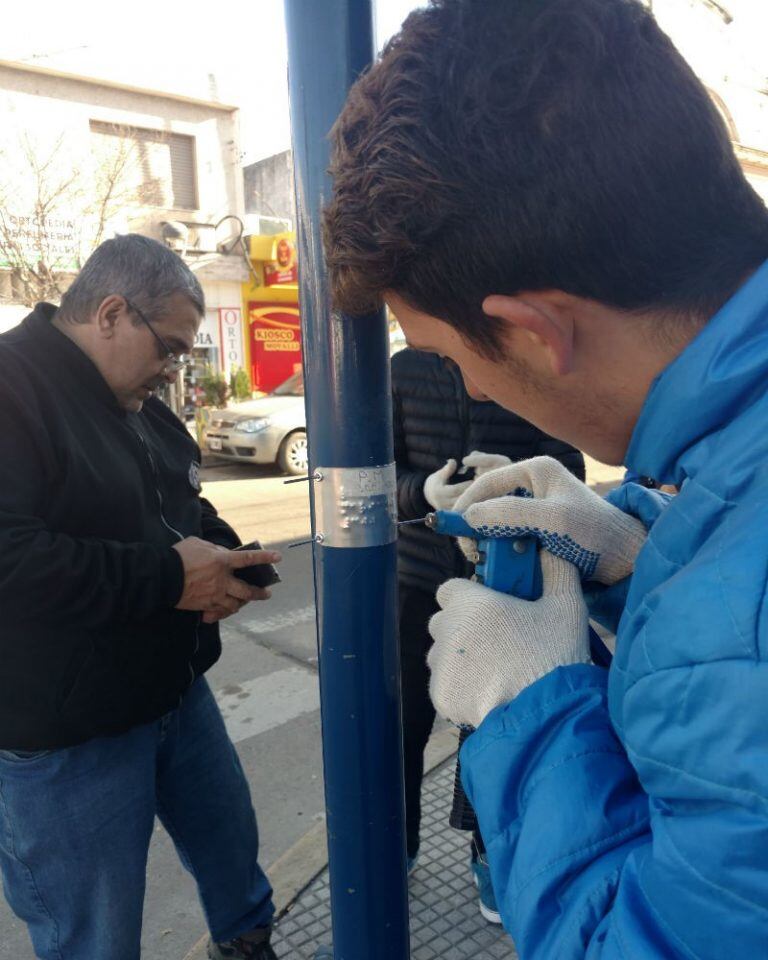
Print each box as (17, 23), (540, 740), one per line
(272, 762), (518, 958)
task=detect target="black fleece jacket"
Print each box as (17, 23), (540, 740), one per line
(0, 304), (240, 750)
(393, 349), (585, 593)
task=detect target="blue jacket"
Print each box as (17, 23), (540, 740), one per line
(461, 261), (768, 959)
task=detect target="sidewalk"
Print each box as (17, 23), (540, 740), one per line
(184, 726), (517, 959)
(271, 758), (518, 960)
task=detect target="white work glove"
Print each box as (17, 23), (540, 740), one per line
(428, 551), (589, 728)
(453, 456), (646, 584)
(461, 450), (512, 477)
(423, 459), (473, 511)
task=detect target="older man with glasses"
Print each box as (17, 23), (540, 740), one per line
(0, 234), (281, 960)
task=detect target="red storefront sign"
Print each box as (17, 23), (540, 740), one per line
(248, 303), (302, 393)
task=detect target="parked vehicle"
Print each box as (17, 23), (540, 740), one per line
(202, 371), (307, 475)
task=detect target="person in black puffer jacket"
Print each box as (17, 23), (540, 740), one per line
(393, 347), (585, 916)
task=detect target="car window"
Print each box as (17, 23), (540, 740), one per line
(272, 371), (304, 396)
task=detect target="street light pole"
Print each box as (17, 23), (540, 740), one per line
(283, 2), (410, 958)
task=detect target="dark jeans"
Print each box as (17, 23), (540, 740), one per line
(0, 677), (273, 960)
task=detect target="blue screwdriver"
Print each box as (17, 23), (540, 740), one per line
(400, 509), (612, 666)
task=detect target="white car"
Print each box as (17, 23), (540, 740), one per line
(203, 371), (308, 475)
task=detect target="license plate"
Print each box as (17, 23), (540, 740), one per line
(208, 437), (222, 451)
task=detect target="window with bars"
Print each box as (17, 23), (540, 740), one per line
(90, 121), (198, 210)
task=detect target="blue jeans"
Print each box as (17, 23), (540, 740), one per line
(0, 677), (274, 960)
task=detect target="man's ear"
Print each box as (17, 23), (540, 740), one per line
(94, 295), (128, 339)
(482, 292), (575, 376)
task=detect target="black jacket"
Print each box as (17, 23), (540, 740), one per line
(0, 304), (239, 750)
(393, 348), (585, 592)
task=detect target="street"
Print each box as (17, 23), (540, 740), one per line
(0, 456), (623, 960)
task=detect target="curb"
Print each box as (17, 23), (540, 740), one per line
(181, 725), (459, 959)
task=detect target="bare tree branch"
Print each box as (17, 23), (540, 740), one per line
(0, 127), (142, 306)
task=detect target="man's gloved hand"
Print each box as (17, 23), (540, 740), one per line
(461, 450), (512, 477)
(428, 551), (589, 728)
(424, 459), (473, 511)
(453, 456), (646, 584)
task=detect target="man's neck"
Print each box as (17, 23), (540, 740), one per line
(51, 311), (76, 341)
(576, 305), (704, 465)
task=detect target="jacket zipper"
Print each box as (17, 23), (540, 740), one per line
(134, 431), (184, 543)
(134, 429), (200, 676)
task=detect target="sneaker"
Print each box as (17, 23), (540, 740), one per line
(207, 926), (277, 960)
(471, 850), (502, 925)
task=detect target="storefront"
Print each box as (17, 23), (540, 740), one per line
(241, 232), (302, 394)
(240, 230), (407, 395)
(183, 278), (248, 413)
(248, 302), (301, 393)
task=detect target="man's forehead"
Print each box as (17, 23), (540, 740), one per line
(388, 307), (453, 356)
(387, 293), (441, 337)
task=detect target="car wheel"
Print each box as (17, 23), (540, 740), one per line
(278, 430), (308, 476)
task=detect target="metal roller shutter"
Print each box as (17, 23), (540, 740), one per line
(89, 121), (198, 210)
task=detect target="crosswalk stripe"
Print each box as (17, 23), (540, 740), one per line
(215, 668), (320, 744)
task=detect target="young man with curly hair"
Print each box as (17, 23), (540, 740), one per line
(323, 1), (768, 957)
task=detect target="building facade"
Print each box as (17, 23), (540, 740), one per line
(241, 232), (301, 395)
(243, 149), (295, 226)
(0, 59), (251, 410)
(650, 0), (768, 202)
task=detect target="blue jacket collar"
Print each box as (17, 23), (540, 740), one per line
(626, 259), (768, 485)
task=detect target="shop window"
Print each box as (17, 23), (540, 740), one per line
(90, 121), (198, 211)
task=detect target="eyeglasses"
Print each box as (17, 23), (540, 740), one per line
(124, 298), (191, 373)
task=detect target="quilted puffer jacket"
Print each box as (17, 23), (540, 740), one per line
(393, 348), (584, 591)
(460, 260), (768, 958)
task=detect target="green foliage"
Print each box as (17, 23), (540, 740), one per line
(229, 365), (252, 401)
(200, 365), (229, 408)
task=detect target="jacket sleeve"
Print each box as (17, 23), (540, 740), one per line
(461, 666), (650, 959)
(584, 483), (673, 632)
(0, 388), (184, 627)
(392, 383), (431, 521)
(462, 582), (768, 956)
(200, 497), (241, 548)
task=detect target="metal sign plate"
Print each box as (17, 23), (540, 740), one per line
(314, 463), (397, 548)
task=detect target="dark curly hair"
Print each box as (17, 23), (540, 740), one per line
(323, 0), (768, 354)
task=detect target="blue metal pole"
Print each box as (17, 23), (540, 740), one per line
(283, 3), (410, 959)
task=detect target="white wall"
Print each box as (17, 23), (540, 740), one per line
(0, 64), (243, 258)
(652, 0), (767, 150)
(0, 303), (27, 334)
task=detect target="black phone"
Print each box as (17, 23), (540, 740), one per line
(233, 540), (282, 588)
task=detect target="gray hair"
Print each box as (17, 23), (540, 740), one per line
(58, 234), (205, 324)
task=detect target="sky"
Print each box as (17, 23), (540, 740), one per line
(2, 0), (424, 164)
(1, 0), (765, 164)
